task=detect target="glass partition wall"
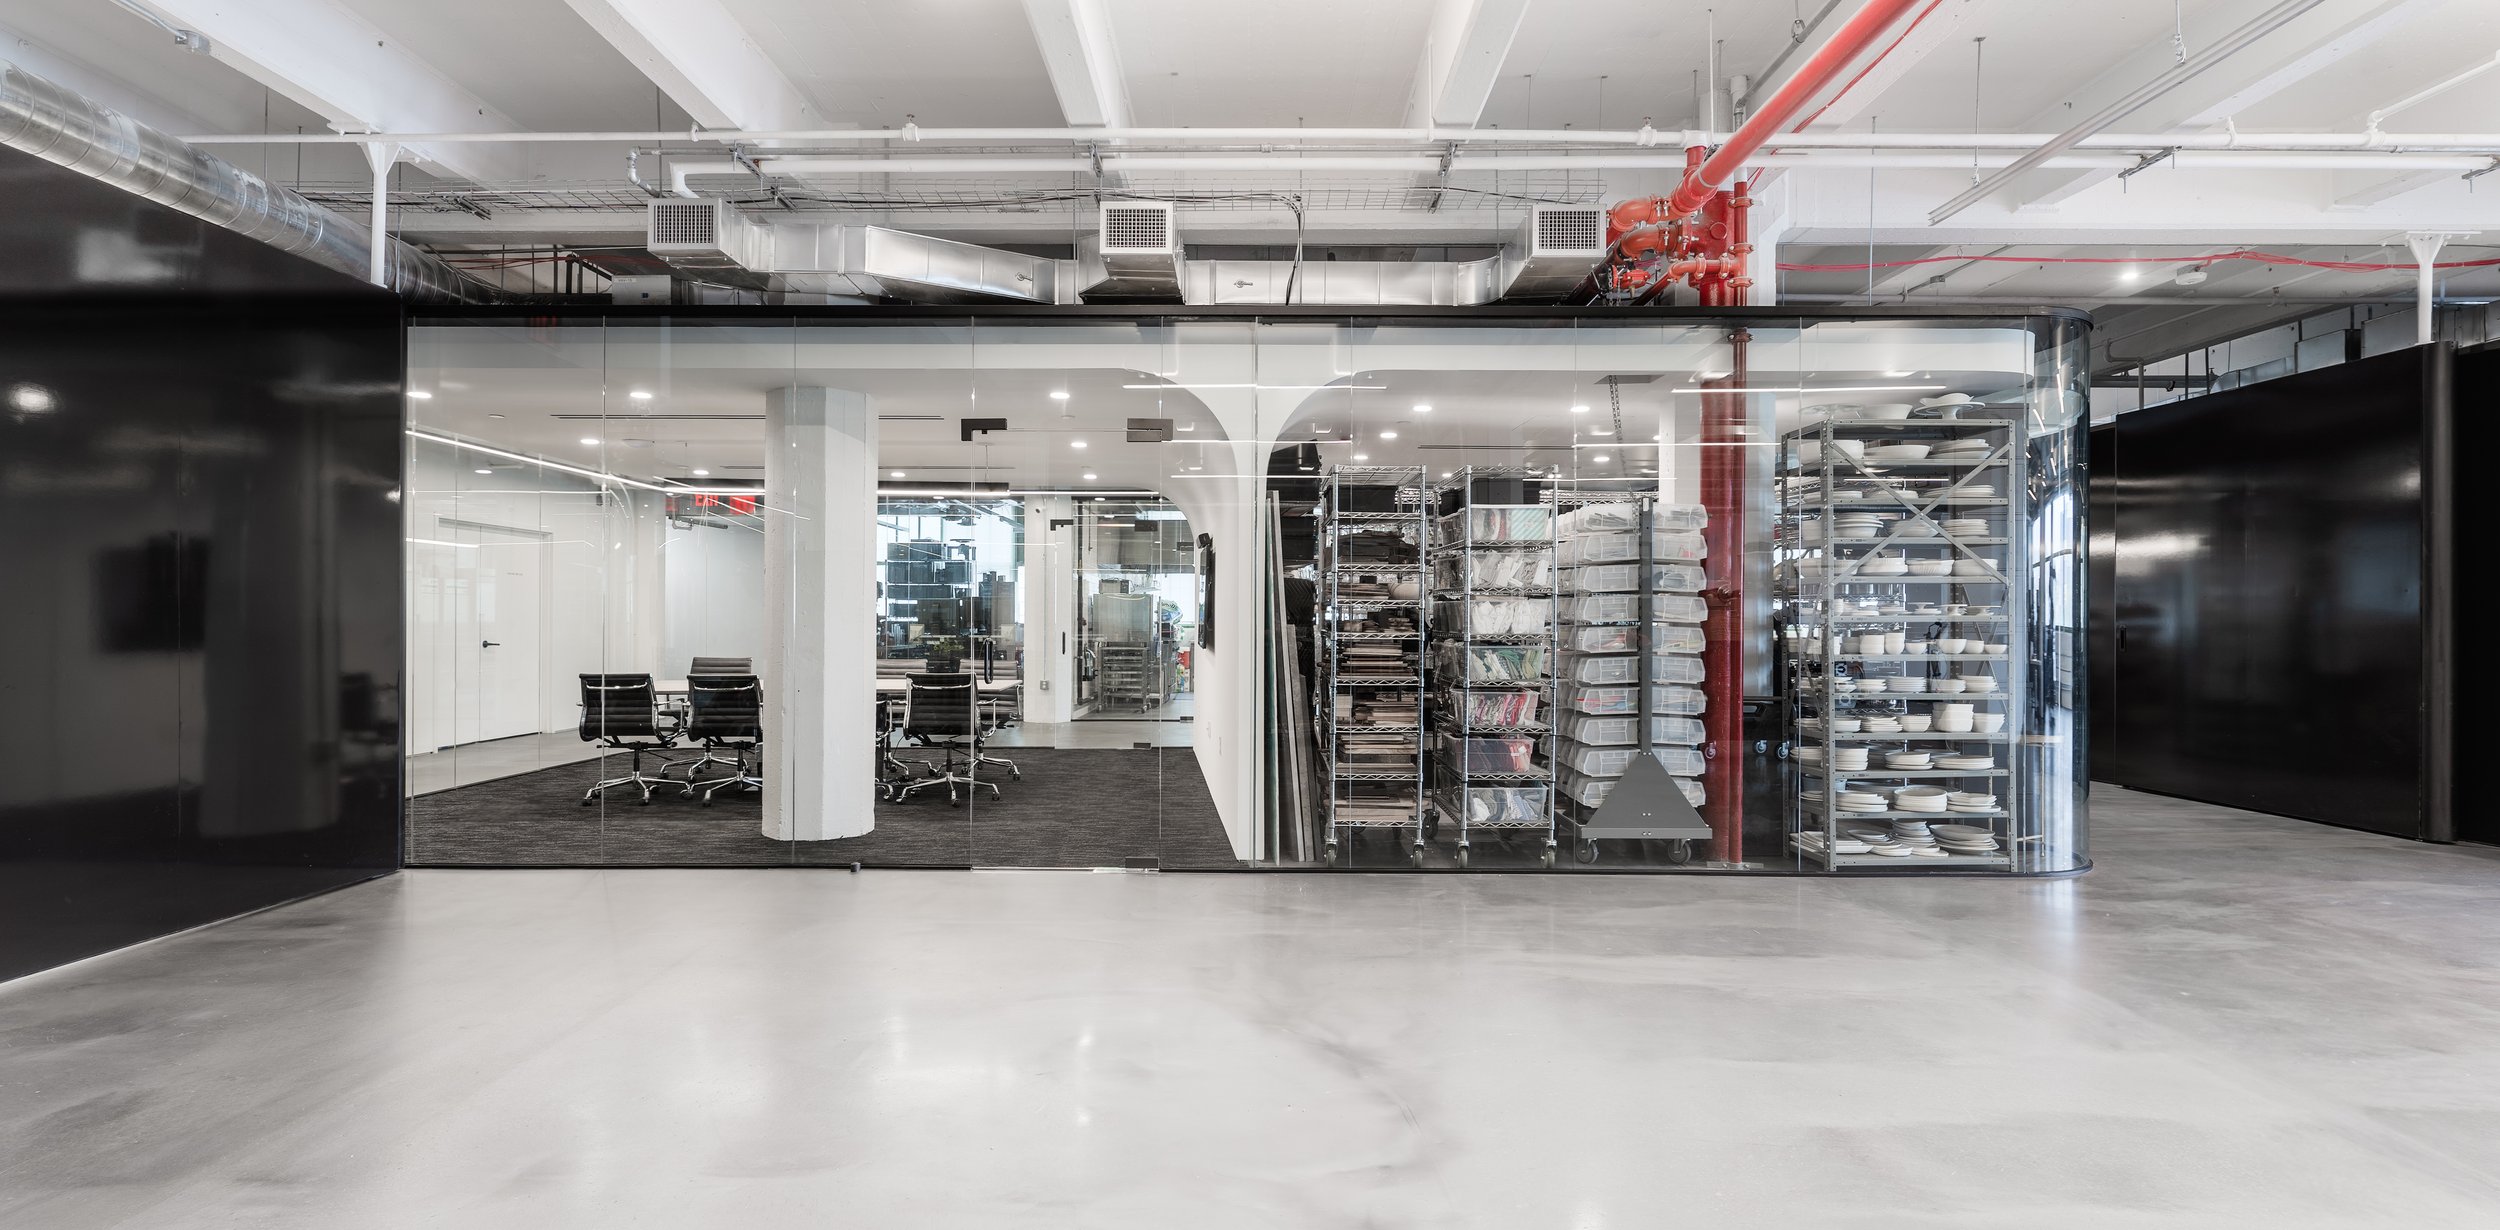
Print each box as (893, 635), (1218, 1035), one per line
(403, 310), (2089, 875)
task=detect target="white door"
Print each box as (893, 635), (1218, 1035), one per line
(453, 526), (547, 745)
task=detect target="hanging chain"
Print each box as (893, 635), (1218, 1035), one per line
(1608, 376), (1626, 445)
(1971, 37), (1987, 185)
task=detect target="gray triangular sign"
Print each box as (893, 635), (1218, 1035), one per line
(1584, 749), (1715, 840)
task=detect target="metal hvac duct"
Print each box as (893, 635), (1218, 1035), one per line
(1178, 206), (1609, 305)
(643, 201), (1057, 303)
(0, 58), (487, 302)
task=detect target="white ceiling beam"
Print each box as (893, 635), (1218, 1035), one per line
(2014, 0), (2427, 210)
(1792, 0), (1985, 132)
(561, 0), (820, 132)
(124, 0), (526, 183)
(2331, 168), (2459, 208)
(1405, 0), (1533, 128)
(1020, 0), (1130, 129)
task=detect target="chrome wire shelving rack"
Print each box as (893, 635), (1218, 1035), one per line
(1424, 466), (1560, 869)
(1775, 406), (2024, 871)
(1315, 466), (1431, 867)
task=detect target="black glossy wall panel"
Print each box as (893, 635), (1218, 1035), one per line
(2455, 343), (2498, 846)
(2103, 348), (2438, 838)
(0, 146), (403, 981)
(2087, 424), (2120, 784)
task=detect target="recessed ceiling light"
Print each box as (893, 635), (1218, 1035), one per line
(487, 413), (506, 420)
(628, 389), (653, 401)
(473, 468), (492, 475)
(1094, 495), (1107, 501)
(1412, 403), (1432, 414)
(1379, 430), (1398, 440)
(1311, 424), (1330, 433)
(580, 437), (600, 446)
(1884, 370), (1914, 378)
(1083, 472), (1098, 480)
(1697, 370), (1731, 380)
(691, 469), (709, 477)
(1569, 404), (1589, 414)
(1177, 423), (1195, 432)
(1050, 390), (1070, 400)
(1071, 440), (1088, 449)
(1592, 454), (1611, 463)
(406, 390), (433, 400)
(1352, 453), (1370, 461)
(1187, 464), (1203, 471)
(1590, 428), (1614, 437)
(1440, 470), (1453, 478)
(8, 383), (57, 413)
(2119, 267), (2142, 283)
(890, 470), (906, 478)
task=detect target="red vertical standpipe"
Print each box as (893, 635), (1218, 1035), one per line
(1697, 180), (1751, 864)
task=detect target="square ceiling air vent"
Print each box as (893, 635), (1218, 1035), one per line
(1100, 202), (1177, 254)
(650, 201), (718, 248)
(1532, 206), (1605, 257)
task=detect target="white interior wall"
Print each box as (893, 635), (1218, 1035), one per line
(661, 520), (768, 675)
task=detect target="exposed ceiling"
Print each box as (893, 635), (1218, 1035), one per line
(14, 0), (2500, 365)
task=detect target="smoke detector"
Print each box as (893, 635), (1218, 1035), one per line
(2174, 265), (2210, 287)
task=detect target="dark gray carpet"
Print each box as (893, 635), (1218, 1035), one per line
(407, 746), (1243, 869)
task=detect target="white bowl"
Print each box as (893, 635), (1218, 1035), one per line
(1975, 713), (2008, 733)
(1831, 718), (1862, 733)
(1936, 638), (1969, 654)
(1861, 403), (1914, 421)
(1902, 715), (1933, 732)
(1910, 559), (1954, 575)
(1953, 558), (1993, 576)
(1932, 679), (1966, 693)
(1982, 642), (2008, 654)
(1868, 443), (1932, 461)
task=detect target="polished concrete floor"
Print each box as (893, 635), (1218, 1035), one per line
(5, 786), (2500, 1228)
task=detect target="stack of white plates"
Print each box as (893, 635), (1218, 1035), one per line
(1932, 679), (1967, 694)
(1861, 716), (1903, 734)
(1856, 677), (1888, 693)
(1928, 822), (2001, 852)
(1861, 554), (1910, 576)
(1945, 793), (1998, 815)
(1893, 786), (1949, 813)
(1960, 674), (2000, 693)
(1867, 443), (1933, 461)
(1892, 519), (1938, 538)
(1796, 831), (1874, 855)
(1953, 484), (1998, 500)
(1885, 751), (1934, 770)
(1829, 679), (1859, 694)
(1831, 748), (1870, 771)
(1936, 754), (1994, 770)
(1891, 677), (1929, 694)
(1834, 789), (1886, 812)
(1794, 746), (1825, 765)
(1831, 512), (1885, 538)
(1943, 518), (1990, 536)
(1909, 559), (1954, 575)
(1952, 557), (1994, 576)
(1889, 819), (1946, 856)
(1931, 439), (1993, 461)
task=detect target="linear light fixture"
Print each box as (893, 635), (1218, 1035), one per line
(1669, 383), (1949, 394)
(405, 537), (478, 549)
(406, 430), (761, 496)
(1121, 383), (1388, 391)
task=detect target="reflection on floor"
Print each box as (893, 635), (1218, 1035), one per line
(406, 745), (1239, 869)
(406, 731), (603, 796)
(1078, 690), (1194, 722)
(13, 786), (2500, 1227)
(987, 719), (1192, 749)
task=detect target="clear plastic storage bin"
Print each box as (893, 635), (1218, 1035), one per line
(1565, 623), (1707, 654)
(1560, 562), (1706, 594)
(1556, 502), (1708, 536)
(1555, 740), (1706, 778)
(1563, 593), (1708, 625)
(1558, 528), (1708, 566)
(1431, 596), (1551, 636)
(1434, 783), (1552, 827)
(1439, 505), (1551, 544)
(1557, 766), (1706, 809)
(1436, 734), (1538, 774)
(1562, 652), (1708, 685)
(1429, 642), (1545, 684)
(1558, 712), (1707, 746)
(1561, 682), (1708, 716)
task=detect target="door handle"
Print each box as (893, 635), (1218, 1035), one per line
(481, 640), (501, 648)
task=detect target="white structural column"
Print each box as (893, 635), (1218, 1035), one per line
(1406, 0), (1532, 127)
(1019, 0), (1131, 128)
(1021, 496), (1078, 724)
(763, 387), (878, 841)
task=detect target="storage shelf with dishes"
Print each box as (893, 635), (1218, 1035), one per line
(1315, 466), (1432, 866)
(1776, 396), (2024, 872)
(1422, 469), (1560, 869)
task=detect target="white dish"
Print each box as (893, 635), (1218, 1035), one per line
(1909, 559), (1954, 576)
(1860, 403), (1915, 421)
(1932, 679), (1966, 694)
(1867, 444), (1932, 461)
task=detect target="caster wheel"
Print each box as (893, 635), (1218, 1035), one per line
(1538, 848), (1556, 869)
(1010, 768), (1023, 779)
(949, 797), (961, 808)
(1409, 843), (1426, 868)
(1666, 840), (1693, 866)
(1324, 841), (1341, 866)
(639, 796), (653, 807)
(1575, 842), (1600, 865)
(1455, 846), (1471, 869)
(1422, 814), (1440, 839)
(699, 797), (713, 808)
(580, 798), (594, 808)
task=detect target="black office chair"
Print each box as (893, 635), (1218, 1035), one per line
(681, 674), (763, 804)
(578, 674), (679, 805)
(894, 673), (1000, 806)
(689, 655), (752, 675)
(875, 694), (917, 802)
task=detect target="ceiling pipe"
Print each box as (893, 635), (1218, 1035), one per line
(1929, 0), (2330, 224)
(182, 124), (2500, 153)
(0, 58), (488, 301)
(1668, 0), (1928, 216)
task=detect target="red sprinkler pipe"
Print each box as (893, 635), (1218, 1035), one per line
(1696, 182), (1753, 864)
(1665, 0), (1925, 218)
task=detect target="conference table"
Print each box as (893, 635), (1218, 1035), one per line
(654, 678), (1021, 699)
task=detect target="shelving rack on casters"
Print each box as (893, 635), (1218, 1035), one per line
(1316, 466), (1431, 868)
(1426, 465), (1560, 869)
(1776, 410), (2024, 870)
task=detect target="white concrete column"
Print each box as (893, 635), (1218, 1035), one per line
(763, 386), (877, 841)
